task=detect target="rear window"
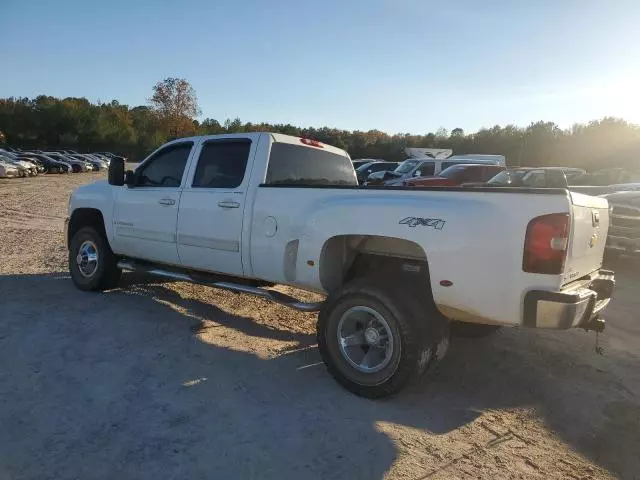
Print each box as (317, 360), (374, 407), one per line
(265, 143), (357, 186)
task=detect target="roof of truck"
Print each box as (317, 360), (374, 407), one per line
(162, 132), (351, 158)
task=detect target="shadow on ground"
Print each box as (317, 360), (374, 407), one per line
(0, 264), (638, 479)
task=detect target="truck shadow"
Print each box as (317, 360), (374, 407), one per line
(0, 269), (638, 479)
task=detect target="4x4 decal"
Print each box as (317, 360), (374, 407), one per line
(399, 217), (446, 230)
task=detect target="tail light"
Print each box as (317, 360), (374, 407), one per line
(523, 213), (569, 274)
(300, 138), (324, 148)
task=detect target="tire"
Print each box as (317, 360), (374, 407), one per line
(69, 226), (121, 291)
(451, 322), (501, 338)
(317, 279), (442, 398)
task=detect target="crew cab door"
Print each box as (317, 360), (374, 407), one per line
(177, 138), (255, 276)
(111, 141), (194, 265)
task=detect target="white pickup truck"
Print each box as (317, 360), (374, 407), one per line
(66, 133), (615, 398)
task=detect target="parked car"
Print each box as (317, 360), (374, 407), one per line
(403, 164), (506, 187)
(16, 155), (46, 173)
(0, 154), (38, 176)
(94, 152), (125, 163)
(45, 152), (90, 172)
(571, 168), (640, 186)
(0, 159), (20, 178)
(610, 183), (640, 192)
(1, 146), (21, 153)
(549, 167), (586, 181)
(89, 153), (111, 165)
(71, 154), (107, 170)
(569, 182), (640, 197)
(67, 132), (614, 398)
(467, 168), (568, 188)
(356, 161), (399, 184)
(352, 159), (382, 169)
(601, 191), (640, 263)
(365, 156), (505, 186)
(22, 153), (72, 173)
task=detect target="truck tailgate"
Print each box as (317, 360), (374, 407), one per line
(563, 192), (609, 284)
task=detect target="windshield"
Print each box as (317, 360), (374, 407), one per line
(394, 160), (419, 174)
(355, 162), (376, 173)
(487, 170), (528, 185)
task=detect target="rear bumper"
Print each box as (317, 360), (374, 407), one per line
(523, 270), (614, 330)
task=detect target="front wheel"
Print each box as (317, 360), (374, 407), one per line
(69, 226), (121, 291)
(317, 280), (442, 398)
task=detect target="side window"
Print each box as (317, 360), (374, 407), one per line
(416, 162), (435, 176)
(457, 169), (476, 182)
(192, 140), (251, 188)
(524, 171), (546, 187)
(137, 143), (192, 188)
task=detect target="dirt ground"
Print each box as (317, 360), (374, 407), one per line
(1, 173), (639, 480)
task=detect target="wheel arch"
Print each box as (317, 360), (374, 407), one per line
(319, 234), (435, 304)
(67, 208), (109, 249)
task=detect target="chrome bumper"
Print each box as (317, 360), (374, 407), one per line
(523, 270), (614, 330)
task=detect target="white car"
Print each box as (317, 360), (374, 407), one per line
(0, 155), (35, 176)
(66, 133), (615, 398)
(0, 160), (20, 178)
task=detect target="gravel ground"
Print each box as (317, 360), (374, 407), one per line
(1, 173), (639, 479)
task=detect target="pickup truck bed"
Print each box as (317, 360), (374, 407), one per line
(66, 132), (615, 398)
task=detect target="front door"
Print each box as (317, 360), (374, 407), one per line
(177, 138), (254, 276)
(111, 142), (194, 265)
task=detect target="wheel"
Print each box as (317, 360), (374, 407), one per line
(317, 279), (443, 398)
(451, 322), (501, 338)
(69, 226), (121, 291)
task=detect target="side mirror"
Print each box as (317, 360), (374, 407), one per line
(108, 158), (125, 186)
(414, 170), (422, 177)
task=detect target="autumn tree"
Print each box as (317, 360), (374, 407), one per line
(149, 77), (201, 138)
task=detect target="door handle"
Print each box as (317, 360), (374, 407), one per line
(158, 198), (176, 206)
(218, 201), (240, 209)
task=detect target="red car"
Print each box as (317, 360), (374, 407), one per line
(403, 164), (505, 187)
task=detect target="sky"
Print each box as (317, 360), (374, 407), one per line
(2, 0), (639, 134)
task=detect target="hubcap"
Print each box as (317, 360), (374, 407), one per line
(337, 306), (394, 373)
(76, 240), (99, 278)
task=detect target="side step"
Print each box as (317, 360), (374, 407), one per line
(117, 259), (324, 313)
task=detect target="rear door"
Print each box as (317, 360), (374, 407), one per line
(563, 192), (610, 284)
(177, 137), (255, 276)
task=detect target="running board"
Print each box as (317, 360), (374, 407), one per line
(117, 259), (324, 313)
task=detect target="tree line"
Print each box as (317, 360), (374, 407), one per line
(0, 78), (638, 171)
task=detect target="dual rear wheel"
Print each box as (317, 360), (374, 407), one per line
(317, 279), (448, 398)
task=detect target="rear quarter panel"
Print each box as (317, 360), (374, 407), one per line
(249, 187), (571, 326)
